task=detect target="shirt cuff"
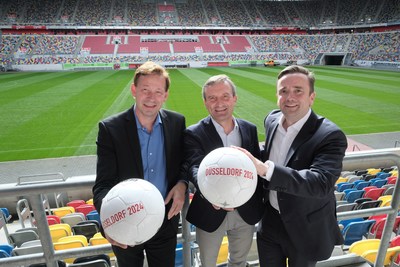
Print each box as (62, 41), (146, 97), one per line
(260, 160), (274, 181)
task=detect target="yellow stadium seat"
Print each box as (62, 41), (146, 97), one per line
(349, 239), (380, 255)
(378, 195), (393, 207)
(362, 247), (400, 266)
(53, 206), (75, 218)
(350, 239), (400, 266)
(217, 236), (228, 265)
(49, 223), (72, 242)
(336, 177), (348, 185)
(54, 235), (88, 263)
(89, 232), (115, 258)
(367, 168), (381, 175)
(58, 235), (88, 246)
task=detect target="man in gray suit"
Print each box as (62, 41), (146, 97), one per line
(93, 62), (187, 267)
(184, 74), (264, 267)
(236, 65), (347, 267)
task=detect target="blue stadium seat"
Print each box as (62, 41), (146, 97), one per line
(344, 190), (365, 203)
(337, 183), (354, 192)
(342, 219), (376, 246)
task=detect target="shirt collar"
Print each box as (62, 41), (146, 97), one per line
(133, 105), (162, 131)
(210, 116), (239, 133)
(278, 109), (311, 133)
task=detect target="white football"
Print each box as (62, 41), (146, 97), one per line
(100, 178), (165, 246)
(197, 147), (257, 208)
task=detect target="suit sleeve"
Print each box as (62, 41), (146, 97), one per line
(92, 121), (120, 214)
(268, 128), (347, 199)
(183, 128), (206, 191)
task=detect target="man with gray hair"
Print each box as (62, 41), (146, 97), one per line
(184, 74), (264, 267)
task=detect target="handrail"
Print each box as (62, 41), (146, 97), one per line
(0, 175), (194, 267)
(0, 148), (399, 267)
(338, 148), (400, 267)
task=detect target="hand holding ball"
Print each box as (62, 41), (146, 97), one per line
(197, 147), (257, 209)
(100, 179), (165, 246)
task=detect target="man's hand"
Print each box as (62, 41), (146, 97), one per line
(212, 204), (234, 212)
(164, 181), (187, 219)
(232, 146), (268, 177)
(104, 232), (129, 249)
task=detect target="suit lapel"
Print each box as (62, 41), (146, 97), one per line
(284, 111), (318, 165)
(237, 119), (251, 150)
(125, 107), (144, 178)
(203, 116), (224, 148)
(265, 116), (279, 159)
(159, 109), (171, 172)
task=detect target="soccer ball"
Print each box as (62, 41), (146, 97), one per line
(100, 178), (165, 246)
(197, 147), (257, 208)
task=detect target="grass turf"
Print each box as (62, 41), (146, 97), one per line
(0, 66), (399, 162)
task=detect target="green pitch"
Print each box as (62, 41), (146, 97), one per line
(0, 66), (399, 162)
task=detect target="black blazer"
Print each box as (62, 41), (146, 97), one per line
(185, 116), (265, 232)
(93, 106), (186, 229)
(261, 109), (347, 261)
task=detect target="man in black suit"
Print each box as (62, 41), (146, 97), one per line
(93, 62), (187, 267)
(184, 74), (264, 267)
(236, 65), (347, 267)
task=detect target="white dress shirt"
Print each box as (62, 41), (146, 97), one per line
(211, 116), (242, 147)
(266, 109), (311, 212)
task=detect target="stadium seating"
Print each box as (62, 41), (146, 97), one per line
(368, 216), (400, 239)
(49, 223), (72, 243)
(53, 207), (75, 218)
(0, 208), (12, 223)
(347, 238), (400, 265)
(86, 210), (100, 225)
(344, 190), (365, 203)
(29, 261), (66, 267)
(341, 219), (376, 246)
(364, 188), (386, 200)
(46, 215), (61, 225)
(0, 244), (13, 258)
(337, 203), (357, 212)
(9, 229), (39, 247)
(54, 235), (88, 264)
(12, 243), (43, 256)
(355, 200), (382, 210)
(217, 236), (229, 265)
(75, 204), (96, 217)
(71, 220), (100, 241)
(61, 212), (86, 227)
(67, 200), (86, 209)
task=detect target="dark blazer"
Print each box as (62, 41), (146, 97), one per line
(93, 106), (186, 230)
(185, 116), (265, 232)
(260, 109), (347, 261)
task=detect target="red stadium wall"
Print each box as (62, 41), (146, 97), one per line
(208, 62), (229, 67)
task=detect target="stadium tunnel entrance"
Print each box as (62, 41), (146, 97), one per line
(324, 55), (345, 65)
(315, 53), (352, 66)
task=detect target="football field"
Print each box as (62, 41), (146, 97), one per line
(0, 66), (399, 162)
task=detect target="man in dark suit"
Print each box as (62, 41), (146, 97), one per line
(236, 65), (347, 267)
(93, 62), (187, 267)
(184, 74), (264, 267)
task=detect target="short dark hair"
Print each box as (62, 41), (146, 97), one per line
(278, 65), (315, 94)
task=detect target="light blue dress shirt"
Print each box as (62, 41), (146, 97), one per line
(134, 108), (167, 198)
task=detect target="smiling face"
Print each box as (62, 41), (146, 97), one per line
(277, 72), (315, 127)
(131, 73), (168, 123)
(204, 80), (237, 126)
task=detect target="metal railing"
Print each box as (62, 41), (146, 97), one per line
(0, 148), (399, 267)
(0, 173), (195, 267)
(337, 148), (400, 267)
